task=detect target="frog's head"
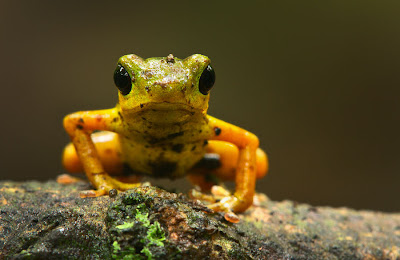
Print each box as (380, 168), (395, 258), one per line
(114, 54), (215, 122)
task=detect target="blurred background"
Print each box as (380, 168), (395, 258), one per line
(1, 1), (399, 212)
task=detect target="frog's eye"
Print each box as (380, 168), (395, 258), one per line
(199, 65), (215, 95)
(114, 64), (132, 95)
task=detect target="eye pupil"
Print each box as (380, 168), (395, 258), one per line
(114, 64), (132, 95)
(199, 65), (215, 95)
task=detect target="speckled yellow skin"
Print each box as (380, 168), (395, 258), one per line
(63, 54), (268, 213)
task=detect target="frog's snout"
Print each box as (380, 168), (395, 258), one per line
(146, 80), (186, 102)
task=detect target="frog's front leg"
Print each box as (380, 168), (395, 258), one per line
(204, 115), (267, 213)
(63, 108), (140, 197)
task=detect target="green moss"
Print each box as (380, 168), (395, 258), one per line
(109, 191), (168, 260)
(135, 207), (150, 226)
(18, 249), (31, 257)
(112, 241), (139, 259)
(116, 222), (135, 230)
(144, 221), (165, 248)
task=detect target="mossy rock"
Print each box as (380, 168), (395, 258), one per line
(0, 180), (399, 259)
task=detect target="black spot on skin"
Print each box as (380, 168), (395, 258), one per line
(140, 103), (144, 108)
(149, 160), (177, 178)
(191, 145), (196, 151)
(145, 86), (150, 92)
(118, 112), (124, 121)
(199, 130), (202, 133)
(122, 163), (135, 176)
(76, 124), (83, 130)
(147, 131), (185, 145)
(147, 138), (160, 145)
(79, 118), (84, 123)
(113, 117), (118, 122)
(194, 153), (221, 169)
(214, 127), (221, 136)
(141, 117), (147, 121)
(172, 143), (184, 153)
(167, 131), (184, 139)
(203, 140), (208, 146)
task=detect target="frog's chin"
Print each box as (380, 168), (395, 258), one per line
(123, 102), (204, 124)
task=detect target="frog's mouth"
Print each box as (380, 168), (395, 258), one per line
(125, 102), (204, 124)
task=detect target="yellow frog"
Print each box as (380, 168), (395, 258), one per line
(62, 54), (268, 213)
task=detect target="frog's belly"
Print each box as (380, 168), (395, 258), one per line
(120, 138), (206, 179)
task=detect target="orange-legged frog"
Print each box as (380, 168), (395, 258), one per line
(63, 54), (268, 213)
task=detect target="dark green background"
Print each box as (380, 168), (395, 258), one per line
(1, 1), (399, 211)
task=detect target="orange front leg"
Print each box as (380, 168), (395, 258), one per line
(63, 131), (124, 175)
(206, 115), (268, 213)
(63, 108), (140, 197)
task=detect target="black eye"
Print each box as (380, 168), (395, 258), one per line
(199, 65), (215, 95)
(114, 64), (132, 95)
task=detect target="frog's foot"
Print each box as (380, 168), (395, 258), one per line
(207, 195), (239, 212)
(189, 185), (241, 223)
(189, 185), (230, 203)
(189, 189), (216, 203)
(207, 196), (244, 223)
(79, 189), (108, 198)
(80, 174), (142, 198)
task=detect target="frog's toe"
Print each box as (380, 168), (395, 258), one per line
(189, 185), (232, 203)
(207, 195), (240, 213)
(211, 185), (231, 198)
(79, 189), (107, 198)
(189, 189), (217, 203)
(224, 212), (240, 223)
(79, 177), (142, 198)
(108, 178), (142, 191)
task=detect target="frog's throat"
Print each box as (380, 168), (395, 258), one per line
(120, 101), (207, 124)
(120, 101), (207, 115)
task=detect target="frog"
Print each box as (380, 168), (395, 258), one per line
(62, 53), (268, 213)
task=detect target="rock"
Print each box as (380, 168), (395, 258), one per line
(0, 180), (399, 259)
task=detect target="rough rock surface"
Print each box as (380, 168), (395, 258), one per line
(0, 180), (399, 259)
